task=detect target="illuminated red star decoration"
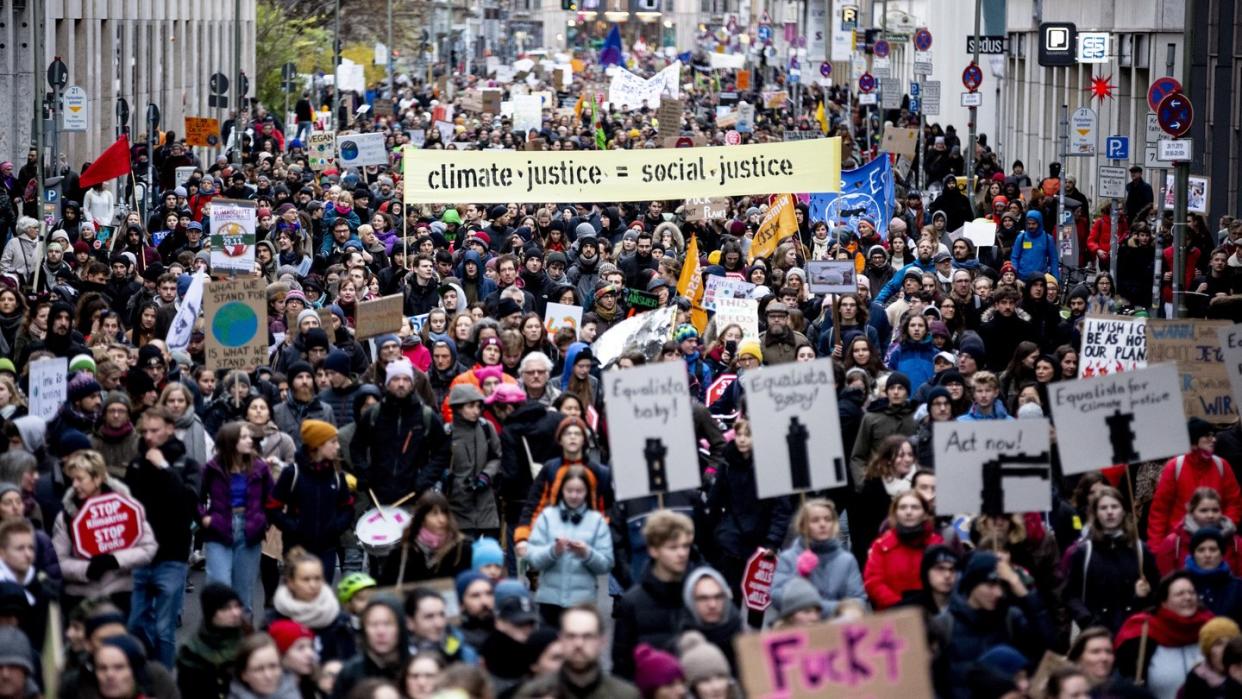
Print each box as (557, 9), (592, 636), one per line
(1088, 74), (1117, 101)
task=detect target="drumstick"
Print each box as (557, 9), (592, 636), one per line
(390, 490), (420, 509)
(368, 488), (392, 524)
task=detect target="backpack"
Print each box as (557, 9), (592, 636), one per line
(1173, 453), (1226, 480)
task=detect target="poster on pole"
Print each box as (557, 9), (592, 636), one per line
(308, 132), (336, 171)
(1146, 319), (1236, 422)
(205, 277), (268, 372)
(354, 294), (404, 339)
(735, 606), (933, 699)
(1078, 316), (1147, 377)
(337, 132), (389, 168)
(604, 362), (701, 500)
(543, 303), (583, 338)
(28, 357), (68, 421)
(208, 199), (257, 274)
(702, 276), (756, 311)
(714, 297), (760, 340)
(742, 358), (846, 497)
(933, 420), (1052, 516)
(184, 117), (221, 147)
(806, 260), (858, 294)
(1049, 363), (1189, 475)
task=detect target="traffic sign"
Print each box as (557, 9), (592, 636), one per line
(909, 97), (920, 113)
(960, 92), (982, 107)
(1156, 92), (1193, 137)
(1070, 107), (1098, 155)
(1144, 145), (1161, 168)
(1145, 113), (1165, 143)
(47, 58), (68, 88)
(210, 72), (230, 95)
(874, 39), (890, 58)
(725, 130), (741, 145)
(909, 82), (920, 97)
(116, 98), (130, 128)
(914, 27), (933, 52)
(281, 62), (298, 80)
(962, 63), (983, 92)
(1098, 166), (1126, 198)
(858, 72), (876, 93)
(146, 103), (161, 129)
(1104, 136), (1129, 160)
(62, 86), (88, 132)
(1147, 77), (1182, 113)
(820, 62), (832, 77)
(880, 79), (901, 109)
(757, 24), (773, 43)
(913, 52), (933, 75)
(1157, 138), (1192, 162)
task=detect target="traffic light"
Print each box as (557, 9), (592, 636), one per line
(562, 0), (576, 9)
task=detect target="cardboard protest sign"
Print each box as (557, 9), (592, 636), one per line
(72, 492), (147, 558)
(1146, 319), (1236, 422)
(735, 607), (933, 699)
(879, 126), (919, 158)
(702, 276), (756, 311)
(184, 117), (220, 147)
(205, 277), (268, 372)
(354, 294), (404, 339)
(624, 288), (661, 313)
(512, 95), (543, 135)
(806, 260), (857, 294)
(933, 420), (1052, 516)
(714, 297), (760, 340)
(684, 197), (729, 222)
(208, 199), (257, 274)
(1217, 324), (1242, 417)
(372, 98), (394, 116)
(543, 303), (583, 339)
(604, 362), (701, 500)
(338, 132), (388, 167)
(307, 132), (336, 171)
(28, 357), (67, 420)
(761, 90), (789, 109)
(657, 98), (684, 139)
(1079, 316), (1147, 377)
(742, 358), (847, 497)
(1049, 363), (1189, 475)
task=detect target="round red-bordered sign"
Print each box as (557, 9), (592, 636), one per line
(71, 492), (147, 559)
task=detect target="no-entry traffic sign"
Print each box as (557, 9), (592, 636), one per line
(1147, 77), (1182, 113)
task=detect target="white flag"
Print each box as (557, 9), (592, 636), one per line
(166, 272), (207, 351)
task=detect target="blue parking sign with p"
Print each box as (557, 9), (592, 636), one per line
(1105, 136), (1129, 160)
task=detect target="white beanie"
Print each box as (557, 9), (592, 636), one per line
(385, 358), (415, 387)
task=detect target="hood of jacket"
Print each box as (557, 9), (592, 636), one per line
(682, 566), (738, 627)
(11, 416), (45, 453)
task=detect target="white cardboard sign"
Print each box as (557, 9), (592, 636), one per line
(933, 420), (1052, 516)
(29, 357), (68, 421)
(1078, 316), (1147, 378)
(337, 132), (388, 167)
(604, 362), (701, 500)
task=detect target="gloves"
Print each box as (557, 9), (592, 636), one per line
(473, 473), (492, 492)
(86, 554), (120, 581)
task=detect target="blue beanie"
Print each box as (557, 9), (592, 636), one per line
(978, 645), (1030, 678)
(472, 537), (504, 571)
(674, 324), (698, 343)
(454, 570), (491, 601)
(176, 274), (193, 298)
(323, 349), (351, 376)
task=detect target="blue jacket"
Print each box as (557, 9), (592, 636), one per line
(771, 537), (866, 618)
(886, 338), (937, 392)
(875, 258), (935, 304)
(526, 505), (614, 607)
(957, 401), (1013, 421)
(1011, 212), (1059, 281)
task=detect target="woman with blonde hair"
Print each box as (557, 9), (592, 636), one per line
(0, 375), (27, 431)
(157, 381), (213, 466)
(770, 498), (865, 619)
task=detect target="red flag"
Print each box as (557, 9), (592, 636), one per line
(78, 135), (132, 188)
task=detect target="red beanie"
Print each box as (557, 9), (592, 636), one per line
(268, 619), (314, 654)
(633, 644), (684, 698)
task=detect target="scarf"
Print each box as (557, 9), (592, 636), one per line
(97, 422), (134, 442)
(273, 583), (341, 630)
(883, 471), (914, 497)
(417, 527), (445, 550)
(896, 521), (931, 546)
(594, 301), (619, 323)
(1115, 605), (1214, 650)
(180, 623), (244, 669)
(0, 560), (34, 604)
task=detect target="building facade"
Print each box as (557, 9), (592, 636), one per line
(0, 0), (255, 171)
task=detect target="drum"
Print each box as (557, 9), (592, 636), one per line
(355, 506), (412, 558)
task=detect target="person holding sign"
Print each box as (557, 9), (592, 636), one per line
(52, 450), (156, 614)
(1063, 487), (1159, 635)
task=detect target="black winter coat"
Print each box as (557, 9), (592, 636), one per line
(351, 393), (449, 505)
(611, 568), (688, 680)
(265, 453), (354, 554)
(1064, 535), (1158, 634)
(931, 592), (1055, 699)
(707, 444), (793, 560)
(125, 437), (200, 563)
(496, 402), (563, 524)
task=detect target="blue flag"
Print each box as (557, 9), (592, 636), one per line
(600, 25), (623, 67)
(808, 156), (894, 239)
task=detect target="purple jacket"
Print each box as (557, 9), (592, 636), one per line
(198, 457), (275, 546)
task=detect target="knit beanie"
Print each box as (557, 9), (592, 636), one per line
(287, 361), (314, 383)
(200, 582), (242, 625)
(454, 570), (491, 601)
(737, 338), (763, 363)
(921, 544), (961, 588)
(69, 354), (97, 375)
(555, 416), (589, 443)
(673, 324), (698, 343)
(978, 644), (1029, 678)
(1198, 617), (1241, 657)
(885, 371), (911, 394)
(1189, 417), (1215, 445)
(958, 552), (1000, 596)
(776, 577), (823, 619)
(103, 391), (132, 411)
(67, 371), (102, 403)
(0, 627), (35, 675)
(384, 358), (415, 387)
(300, 419), (338, 451)
(268, 619), (315, 655)
(1191, 527), (1227, 555)
(633, 644), (684, 699)
(296, 308), (319, 328)
(323, 349), (351, 376)
(1016, 403), (1045, 419)
(302, 328), (330, 352)
(0, 359), (14, 377)
(0, 484), (17, 502)
(471, 537), (504, 571)
(677, 631), (731, 685)
(55, 429), (93, 458)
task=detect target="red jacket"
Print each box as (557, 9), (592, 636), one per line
(863, 524), (943, 610)
(1156, 519), (1242, 577)
(1147, 451), (1242, 542)
(1086, 216), (1129, 262)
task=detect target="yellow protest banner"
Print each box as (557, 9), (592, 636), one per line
(184, 117), (220, 147)
(749, 194), (798, 262)
(676, 235), (708, 333)
(402, 139), (841, 204)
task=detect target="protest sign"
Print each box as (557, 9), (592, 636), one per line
(1079, 316), (1147, 377)
(544, 303), (583, 338)
(684, 197), (729, 222)
(715, 297), (760, 340)
(657, 98), (684, 139)
(806, 260), (858, 294)
(460, 89), (502, 114)
(208, 199), (256, 274)
(402, 139), (842, 203)
(761, 90), (789, 109)
(963, 218), (998, 247)
(735, 606), (933, 699)
(1147, 319), (1236, 422)
(372, 98), (394, 116)
(205, 277), (268, 372)
(28, 357), (67, 421)
(710, 53), (747, 70)
(608, 68), (663, 110)
(592, 306), (678, 367)
(184, 116), (220, 147)
(434, 121), (456, 146)
(307, 132), (336, 171)
(512, 95), (543, 135)
(879, 126), (919, 158)
(338, 132), (388, 167)
(1049, 363), (1189, 475)
(625, 288), (661, 313)
(742, 551), (776, 612)
(702, 276), (756, 311)
(604, 362), (701, 500)
(808, 156), (894, 238)
(174, 166), (197, 188)
(1218, 324), (1242, 416)
(705, 373), (736, 408)
(354, 294), (404, 339)
(742, 358), (847, 497)
(72, 492), (147, 558)
(933, 420), (1052, 516)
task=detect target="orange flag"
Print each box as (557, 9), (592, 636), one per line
(677, 235), (709, 333)
(749, 194), (798, 262)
